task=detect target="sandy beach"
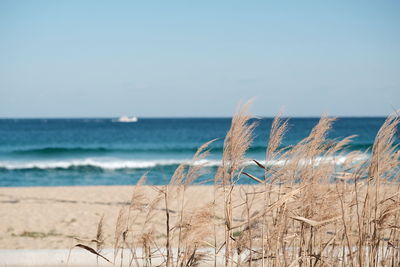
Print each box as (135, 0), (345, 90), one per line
(0, 185), (222, 249)
(1, 181), (400, 267)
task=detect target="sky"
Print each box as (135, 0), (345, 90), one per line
(0, 1), (399, 117)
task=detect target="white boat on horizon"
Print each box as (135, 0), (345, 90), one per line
(116, 116), (138, 123)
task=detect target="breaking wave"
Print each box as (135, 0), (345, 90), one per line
(0, 154), (369, 171)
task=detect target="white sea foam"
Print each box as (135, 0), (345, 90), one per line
(0, 154), (369, 170)
(0, 158), (188, 170)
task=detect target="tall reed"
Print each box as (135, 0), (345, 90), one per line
(72, 105), (399, 267)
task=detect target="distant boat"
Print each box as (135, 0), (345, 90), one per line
(116, 116), (138, 123)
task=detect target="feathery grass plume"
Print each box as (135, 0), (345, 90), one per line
(179, 203), (214, 266)
(257, 115), (359, 266)
(114, 206), (128, 264)
(261, 113), (288, 265)
(368, 113), (400, 181)
(186, 139), (216, 186)
(170, 163), (186, 186)
(169, 160), (186, 266)
(159, 158), (189, 267)
(129, 174), (147, 211)
(266, 112), (289, 163)
(215, 100), (257, 266)
(125, 174), (149, 266)
(139, 188), (163, 266)
(257, 116), (337, 189)
(95, 215), (105, 267)
(278, 116), (337, 220)
(287, 116), (336, 182)
(96, 215), (104, 252)
(216, 100), (257, 184)
(112, 175), (149, 266)
(292, 117), (343, 266)
(359, 112), (400, 266)
(175, 139), (216, 266)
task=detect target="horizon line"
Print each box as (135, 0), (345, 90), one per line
(0, 115), (389, 119)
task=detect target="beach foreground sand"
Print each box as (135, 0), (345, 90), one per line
(0, 185), (262, 266)
(1, 184), (399, 250)
(0, 185), (215, 249)
(1, 183), (399, 266)
(1, 185), (260, 249)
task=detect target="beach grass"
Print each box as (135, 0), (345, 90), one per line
(68, 102), (400, 267)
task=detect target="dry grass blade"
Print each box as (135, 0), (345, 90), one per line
(242, 171), (264, 184)
(74, 244), (111, 263)
(253, 159), (266, 170)
(72, 237), (103, 244)
(289, 215), (341, 227)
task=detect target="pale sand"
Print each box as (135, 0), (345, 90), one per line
(0, 185), (225, 249)
(2, 184), (397, 251)
(0, 185), (242, 266)
(1, 184), (398, 266)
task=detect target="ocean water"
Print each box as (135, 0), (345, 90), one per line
(0, 117), (388, 187)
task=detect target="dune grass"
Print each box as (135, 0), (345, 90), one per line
(71, 102), (400, 267)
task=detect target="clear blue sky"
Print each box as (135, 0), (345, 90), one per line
(0, 1), (399, 117)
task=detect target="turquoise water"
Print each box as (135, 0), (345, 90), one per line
(0, 117), (388, 186)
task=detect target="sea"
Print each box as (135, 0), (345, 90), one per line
(0, 117), (388, 187)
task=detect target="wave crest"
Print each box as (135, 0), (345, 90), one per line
(0, 154), (369, 171)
